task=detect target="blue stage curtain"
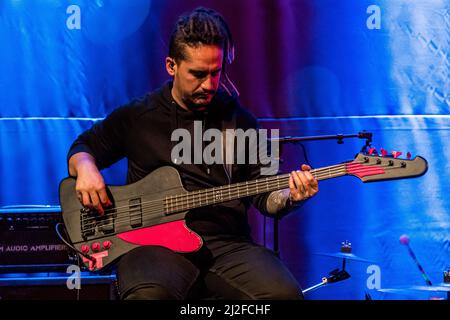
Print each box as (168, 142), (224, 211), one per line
(0, 0), (448, 299)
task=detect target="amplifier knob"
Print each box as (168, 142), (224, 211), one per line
(91, 242), (101, 252)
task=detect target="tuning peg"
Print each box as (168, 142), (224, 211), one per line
(380, 148), (388, 157)
(391, 151), (402, 158)
(407, 152), (411, 160)
(367, 147), (377, 155)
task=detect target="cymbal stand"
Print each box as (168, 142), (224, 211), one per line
(302, 268), (351, 295)
(444, 270), (450, 300)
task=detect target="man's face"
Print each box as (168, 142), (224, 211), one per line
(168, 44), (224, 112)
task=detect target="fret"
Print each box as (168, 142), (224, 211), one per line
(228, 185), (231, 201)
(246, 181), (249, 196)
(215, 188), (221, 203)
(214, 189), (223, 202)
(255, 179), (258, 194)
(265, 177), (269, 191)
(277, 176), (280, 190)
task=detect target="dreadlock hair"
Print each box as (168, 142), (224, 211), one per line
(168, 7), (233, 65)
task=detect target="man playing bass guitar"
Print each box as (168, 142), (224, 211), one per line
(66, 7), (318, 300)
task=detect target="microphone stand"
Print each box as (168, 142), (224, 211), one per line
(270, 132), (373, 257)
(271, 131), (373, 153)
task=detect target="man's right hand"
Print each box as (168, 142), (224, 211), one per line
(68, 152), (112, 215)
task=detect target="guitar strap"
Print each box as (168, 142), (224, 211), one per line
(222, 109), (236, 184)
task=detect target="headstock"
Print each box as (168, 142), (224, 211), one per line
(347, 151), (428, 182)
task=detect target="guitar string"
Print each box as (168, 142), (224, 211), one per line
(81, 163), (407, 236)
(78, 162), (348, 223)
(81, 164), (405, 234)
(79, 162), (398, 226)
(79, 163), (405, 232)
(75, 161), (346, 218)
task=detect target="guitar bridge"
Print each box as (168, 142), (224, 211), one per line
(80, 208), (95, 239)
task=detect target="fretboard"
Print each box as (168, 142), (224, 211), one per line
(164, 163), (349, 214)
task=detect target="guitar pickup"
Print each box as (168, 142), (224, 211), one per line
(98, 210), (116, 234)
(129, 198), (143, 228)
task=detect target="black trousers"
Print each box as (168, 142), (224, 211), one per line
(116, 235), (303, 300)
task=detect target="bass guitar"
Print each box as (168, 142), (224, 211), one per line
(59, 152), (427, 270)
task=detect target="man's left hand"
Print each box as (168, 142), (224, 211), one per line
(289, 164), (319, 201)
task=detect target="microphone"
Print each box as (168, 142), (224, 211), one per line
(399, 234), (433, 286)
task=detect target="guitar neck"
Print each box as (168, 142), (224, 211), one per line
(164, 163), (348, 213)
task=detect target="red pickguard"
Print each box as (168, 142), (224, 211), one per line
(117, 220), (203, 252)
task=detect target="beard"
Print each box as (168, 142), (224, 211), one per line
(184, 92), (215, 111)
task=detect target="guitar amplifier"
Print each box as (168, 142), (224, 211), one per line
(0, 205), (74, 272)
(0, 272), (117, 300)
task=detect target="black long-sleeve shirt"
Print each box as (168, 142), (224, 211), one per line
(67, 81), (272, 237)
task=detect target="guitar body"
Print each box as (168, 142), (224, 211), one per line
(59, 166), (203, 271)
